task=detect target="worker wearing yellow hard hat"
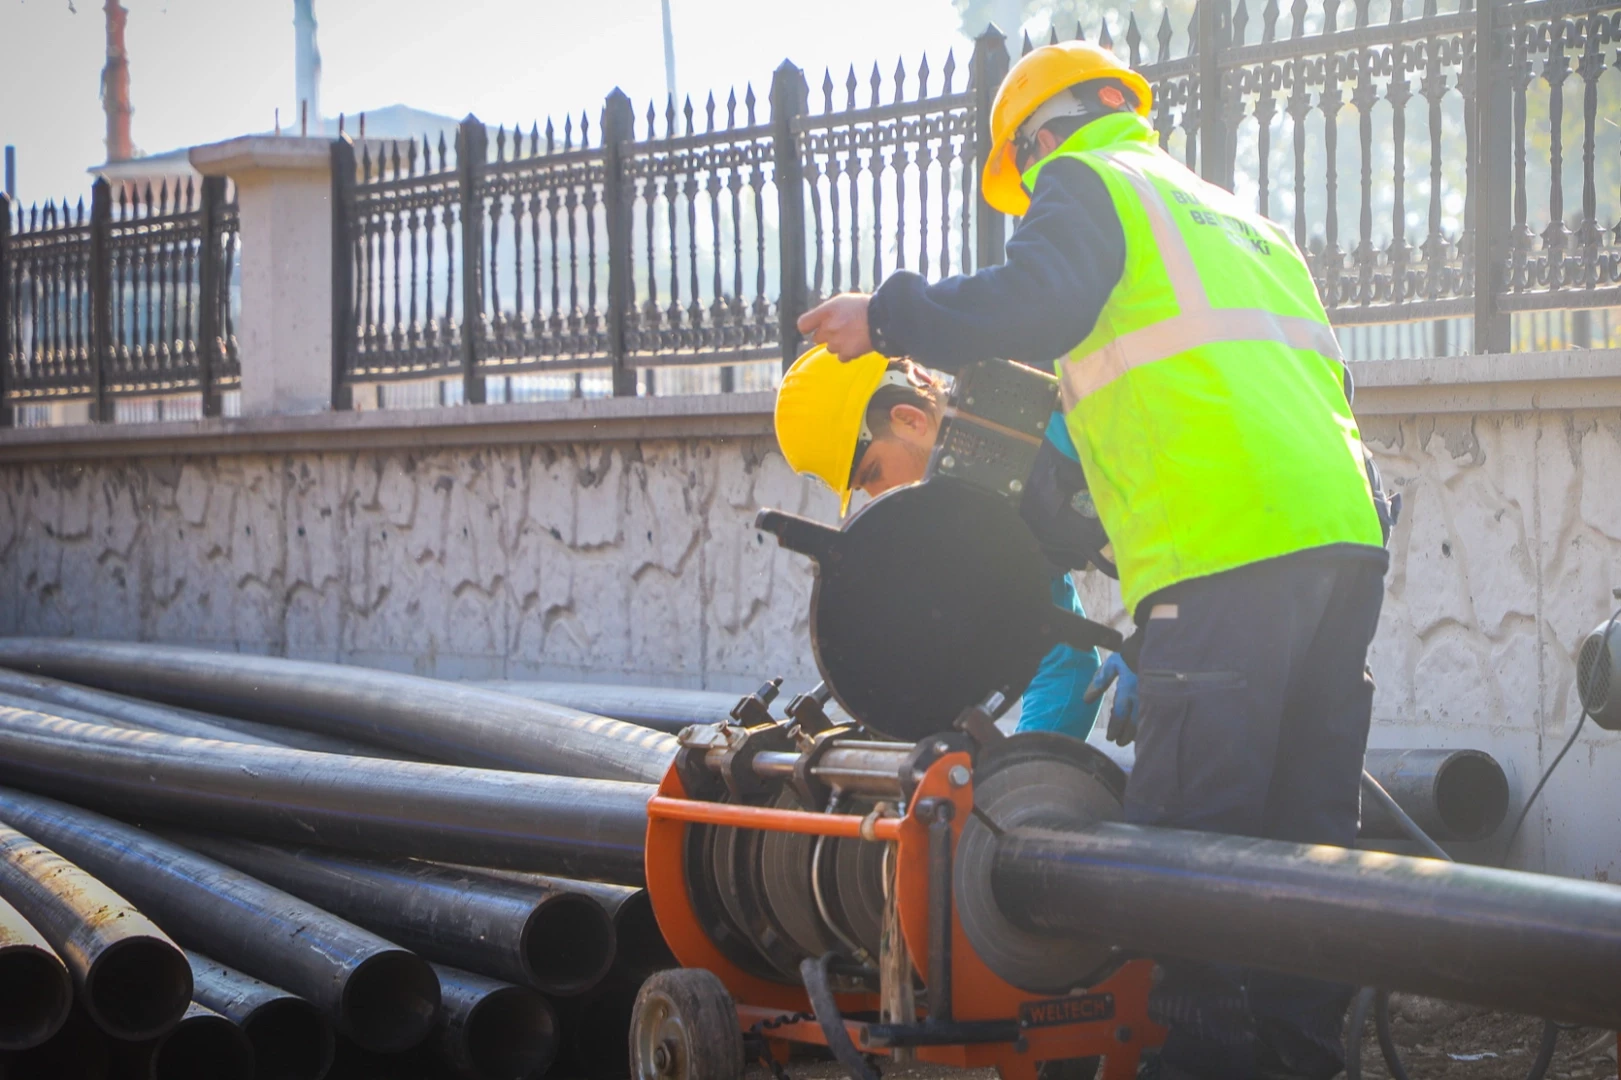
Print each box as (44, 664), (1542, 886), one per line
(794, 37), (1390, 1080)
(775, 344), (1123, 744)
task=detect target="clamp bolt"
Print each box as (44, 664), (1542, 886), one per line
(947, 764), (971, 788)
(1009, 479), (1023, 493)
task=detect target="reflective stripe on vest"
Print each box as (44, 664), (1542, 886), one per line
(1058, 153), (1341, 410)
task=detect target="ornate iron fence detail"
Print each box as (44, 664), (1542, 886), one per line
(0, 178), (237, 424)
(796, 43), (982, 311)
(623, 86), (780, 388)
(341, 133), (467, 385)
(1103, 0), (1621, 343)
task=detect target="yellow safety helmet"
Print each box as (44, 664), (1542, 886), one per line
(774, 346), (897, 515)
(982, 40), (1153, 217)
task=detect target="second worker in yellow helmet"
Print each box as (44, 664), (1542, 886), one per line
(797, 38), (1390, 1080)
(774, 345), (1128, 743)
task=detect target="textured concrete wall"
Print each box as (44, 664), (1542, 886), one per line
(3, 406), (1620, 880)
(0, 435), (834, 688)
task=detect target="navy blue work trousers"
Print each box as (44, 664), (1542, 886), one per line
(1124, 546), (1388, 1080)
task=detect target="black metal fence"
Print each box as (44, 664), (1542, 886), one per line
(9, 0), (1617, 421)
(333, 0), (1621, 405)
(0, 178), (240, 424)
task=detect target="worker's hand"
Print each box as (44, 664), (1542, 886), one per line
(1084, 654), (1141, 747)
(797, 293), (874, 360)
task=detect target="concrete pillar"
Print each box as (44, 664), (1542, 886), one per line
(189, 137), (333, 418)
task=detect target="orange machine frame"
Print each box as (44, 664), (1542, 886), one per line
(645, 750), (1165, 1080)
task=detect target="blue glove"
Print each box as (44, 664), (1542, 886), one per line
(1083, 653), (1140, 747)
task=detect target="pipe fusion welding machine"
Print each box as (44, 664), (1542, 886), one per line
(628, 360), (1621, 1080)
(634, 359), (1158, 1080)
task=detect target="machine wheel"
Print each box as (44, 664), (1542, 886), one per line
(629, 969), (745, 1080)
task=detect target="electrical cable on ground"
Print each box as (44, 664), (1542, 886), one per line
(1500, 605), (1619, 861)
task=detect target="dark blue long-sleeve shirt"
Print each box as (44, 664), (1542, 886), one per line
(867, 157), (1127, 373)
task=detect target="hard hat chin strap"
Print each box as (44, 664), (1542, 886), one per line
(1016, 92), (1099, 146)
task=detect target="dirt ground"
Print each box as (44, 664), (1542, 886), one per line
(1346, 996), (1615, 1080)
(741, 998), (1619, 1079)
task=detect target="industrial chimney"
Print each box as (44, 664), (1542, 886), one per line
(294, 0), (322, 126)
(101, 0), (133, 162)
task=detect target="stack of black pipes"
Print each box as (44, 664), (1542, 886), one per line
(0, 639), (682, 1080)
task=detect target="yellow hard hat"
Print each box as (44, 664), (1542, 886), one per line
(774, 346), (891, 515)
(982, 41), (1153, 217)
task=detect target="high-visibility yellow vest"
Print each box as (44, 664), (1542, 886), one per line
(1024, 112), (1383, 616)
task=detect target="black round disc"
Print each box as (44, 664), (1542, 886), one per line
(955, 733), (1128, 994)
(807, 478), (1059, 740)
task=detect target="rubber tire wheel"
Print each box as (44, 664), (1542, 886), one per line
(630, 969), (745, 1080)
(1037, 1057), (1102, 1080)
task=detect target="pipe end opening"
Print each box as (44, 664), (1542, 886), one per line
(465, 986), (557, 1080)
(523, 894), (616, 995)
(84, 935), (193, 1041)
(612, 891), (678, 980)
(243, 997), (335, 1080)
(341, 950), (440, 1053)
(0, 945), (72, 1049)
(1435, 752), (1511, 841)
(152, 1013), (254, 1080)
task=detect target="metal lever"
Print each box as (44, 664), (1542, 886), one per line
(755, 509), (840, 562)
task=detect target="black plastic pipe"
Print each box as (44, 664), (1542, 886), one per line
(0, 673), (289, 746)
(0, 705), (651, 884)
(1361, 747), (1511, 842)
(477, 870), (677, 984)
(171, 835), (617, 996)
(113, 1002), (255, 1080)
(0, 789), (441, 1053)
(477, 680), (742, 733)
(992, 821), (1621, 1028)
(185, 949), (335, 1080)
(0, 638), (676, 782)
(0, 822), (191, 1041)
(0, 665), (413, 758)
(478, 679), (853, 734)
(1082, 743), (1507, 845)
(431, 963), (558, 1080)
(0, 891), (72, 1050)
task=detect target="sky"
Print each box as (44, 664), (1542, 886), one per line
(0, 0), (1032, 207)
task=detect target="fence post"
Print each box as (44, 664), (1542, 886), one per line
(194, 175), (226, 418)
(89, 177), (114, 423)
(602, 89), (638, 397)
(1196, 0), (1232, 188)
(1471, 0), (1511, 354)
(329, 137), (355, 410)
(456, 114), (488, 404)
(971, 24), (1011, 270)
(0, 193), (10, 428)
(772, 60), (809, 374)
